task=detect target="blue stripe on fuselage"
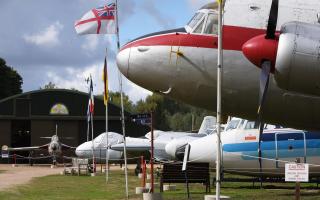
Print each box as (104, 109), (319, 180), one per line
(223, 139), (320, 160)
(261, 131), (320, 142)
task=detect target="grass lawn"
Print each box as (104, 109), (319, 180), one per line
(0, 169), (319, 200)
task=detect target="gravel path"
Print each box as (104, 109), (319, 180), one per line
(0, 164), (61, 191)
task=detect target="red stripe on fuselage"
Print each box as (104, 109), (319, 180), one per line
(121, 25), (266, 51)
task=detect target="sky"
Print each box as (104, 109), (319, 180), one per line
(0, 0), (212, 103)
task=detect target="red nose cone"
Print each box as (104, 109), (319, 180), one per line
(242, 34), (279, 72)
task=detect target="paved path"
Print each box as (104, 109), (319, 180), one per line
(0, 164), (61, 191)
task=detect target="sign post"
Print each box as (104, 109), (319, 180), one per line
(285, 158), (309, 200)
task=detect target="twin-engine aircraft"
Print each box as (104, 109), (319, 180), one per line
(116, 0), (320, 131)
(176, 117), (320, 177)
(4, 126), (75, 165)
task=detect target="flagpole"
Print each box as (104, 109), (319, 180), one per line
(216, 1), (223, 200)
(115, 0), (129, 198)
(90, 75), (96, 174)
(105, 49), (110, 182)
(106, 100), (109, 182)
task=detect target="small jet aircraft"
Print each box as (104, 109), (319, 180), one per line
(111, 116), (216, 160)
(116, 0), (320, 131)
(5, 125), (75, 165)
(175, 117), (320, 177)
(75, 132), (124, 161)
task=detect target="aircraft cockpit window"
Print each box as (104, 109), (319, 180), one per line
(204, 13), (218, 35)
(187, 12), (205, 29)
(194, 18), (205, 33)
(225, 119), (240, 131)
(245, 121), (256, 130)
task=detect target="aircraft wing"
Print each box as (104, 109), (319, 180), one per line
(7, 144), (49, 151)
(61, 143), (76, 149)
(111, 137), (151, 151)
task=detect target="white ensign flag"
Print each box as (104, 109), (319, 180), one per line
(75, 3), (116, 35)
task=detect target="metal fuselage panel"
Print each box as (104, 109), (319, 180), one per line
(188, 129), (320, 176)
(117, 0), (320, 130)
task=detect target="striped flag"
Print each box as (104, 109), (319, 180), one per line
(103, 56), (108, 106)
(75, 3), (116, 35)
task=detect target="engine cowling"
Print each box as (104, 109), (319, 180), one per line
(274, 22), (320, 96)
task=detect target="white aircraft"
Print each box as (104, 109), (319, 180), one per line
(111, 116), (216, 160)
(75, 132), (123, 161)
(4, 126), (75, 165)
(116, 0), (320, 131)
(175, 117), (320, 177)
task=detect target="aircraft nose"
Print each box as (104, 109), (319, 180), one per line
(75, 145), (84, 157)
(116, 47), (131, 78)
(165, 141), (178, 158)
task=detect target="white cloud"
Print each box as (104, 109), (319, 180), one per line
(81, 35), (99, 52)
(44, 62), (152, 103)
(23, 21), (63, 47)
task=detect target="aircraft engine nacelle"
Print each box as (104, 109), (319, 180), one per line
(274, 22), (320, 96)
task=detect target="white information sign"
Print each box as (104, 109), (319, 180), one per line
(285, 163), (309, 182)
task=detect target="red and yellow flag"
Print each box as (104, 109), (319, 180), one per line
(103, 57), (108, 106)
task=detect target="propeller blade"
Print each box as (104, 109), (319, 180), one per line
(258, 61), (271, 115)
(266, 0), (279, 39)
(257, 61), (271, 188)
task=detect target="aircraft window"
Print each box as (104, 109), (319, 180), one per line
(204, 14), (218, 35)
(194, 18), (205, 33)
(225, 119), (240, 131)
(187, 12), (205, 29)
(245, 121), (256, 130)
(239, 119), (245, 128)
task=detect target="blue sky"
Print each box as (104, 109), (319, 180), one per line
(0, 0), (211, 102)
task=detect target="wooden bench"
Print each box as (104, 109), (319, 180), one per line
(160, 162), (210, 193)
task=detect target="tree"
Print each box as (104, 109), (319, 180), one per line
(132, 93), (215, 131)
(0, 57), (23, 100)
(109, 91), (135, 113)
(40, 82), (57, 89)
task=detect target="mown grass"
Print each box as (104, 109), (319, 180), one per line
(0, 169), (319, 200)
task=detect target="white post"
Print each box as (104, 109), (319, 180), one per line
(216, 1), (223, 200)
(106, 103), (109, 182)
(105, 49), (110, 182)
(115, 0), (129, 198)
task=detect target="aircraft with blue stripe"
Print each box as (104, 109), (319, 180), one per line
(182, 118), (320, 177)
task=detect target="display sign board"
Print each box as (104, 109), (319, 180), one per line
(1, 145), (9, 158)
(285, 163), (309, 182)
(131, 113), (151, 125)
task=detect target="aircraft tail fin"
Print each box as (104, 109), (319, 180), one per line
(198, 116), (215, 135)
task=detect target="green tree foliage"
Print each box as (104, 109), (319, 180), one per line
(133, 93), (215, 131)
(40, 81), (57, 89)
(109, 91), (135, 113)
(0, 57), (23, 100)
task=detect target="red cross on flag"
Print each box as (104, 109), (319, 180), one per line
(75, 3), (116, 35)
